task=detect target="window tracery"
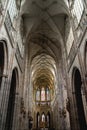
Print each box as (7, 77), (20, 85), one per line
(8, 0), (17, 22)
(35, 86), (51, 105)
(41, 87), (45, 101)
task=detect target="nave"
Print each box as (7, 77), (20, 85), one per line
(0, 0), (87, 130)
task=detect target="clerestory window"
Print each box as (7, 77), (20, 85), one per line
(8, 0), (17, 22)
(35, 87), (51, 103)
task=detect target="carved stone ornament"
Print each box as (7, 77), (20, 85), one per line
(66, 98), (70, 112)
(20, 98), (26, 118)
(62, 107), (67, 118)
(15, 0), (22, 10)
(59, 107), (67, 118)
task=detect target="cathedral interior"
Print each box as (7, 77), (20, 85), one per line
(0, 0), (87, 130)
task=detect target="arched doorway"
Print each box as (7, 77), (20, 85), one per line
(0, 43), (4, 88)
(5, 68), (18, 130)
(73, 68), (87, 130)
(0, 40), (8, 90)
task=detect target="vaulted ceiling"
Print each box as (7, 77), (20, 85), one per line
(21, 0), (69, 42)
(31, 53), (56, 89)
(20, 0), (70, 90)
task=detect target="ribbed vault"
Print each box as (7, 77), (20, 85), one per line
(29, 34), (61, 93)
(20, 0), (70, 45)
(31, 53), (56, 90)
(20, 0), (70, 96)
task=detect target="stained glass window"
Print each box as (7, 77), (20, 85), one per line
(8, 0), (17, 22)
(41, 87), (45, 101)
(72, 0), (83, 24)
(47, 112), (50, 127)
(42, 113), (45, 122)
(35, 86), (51, 104)
(46, 87), (50, 101)
(36, 88), (40, 101)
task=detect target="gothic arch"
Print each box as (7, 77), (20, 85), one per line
(36, 112), (40, 128)
(46, 111), (51, 128)
(5, 67), (19, 130)
(72, 67), (87, 130)
(0, 40), (8, 89)
(41, 112), (46, 122)
(13, 67), (19, 89)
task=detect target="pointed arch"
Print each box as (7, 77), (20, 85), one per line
(5, 67), (19, 130)
(47, 111), (51, 128)
(37, 112), (40, 128)
(0, 40), (8, 89)
(71, 67), (87, 130)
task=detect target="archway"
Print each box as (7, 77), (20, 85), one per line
(41, 112), (45, 123)
(39, 112), (46, 128)
(5, 68), (18, 130)
(47, 112), (50, 128)
(0, 43), (4, 88)
(73, 68), (87, 130)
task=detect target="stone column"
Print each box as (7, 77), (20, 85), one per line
(12, 93), (20, 130)
(0, 47), (16, 130)
(0, 75), (13, 130)
(0, 77), (8, 130)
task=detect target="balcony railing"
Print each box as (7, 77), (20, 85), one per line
(36, 101), (51, 106)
